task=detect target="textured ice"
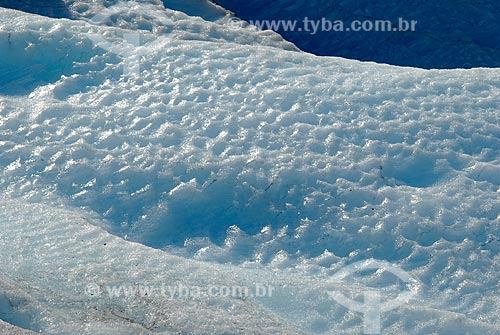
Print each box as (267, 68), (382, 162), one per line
(0, 200), (311, 334)
(1, 2), (500, 334)
(0, 2), (295, 95)
(2, 201), (500, 334)
(0, 0), (296, 49)
(0, 0), (228, 20)
(0, 320), (39, 335)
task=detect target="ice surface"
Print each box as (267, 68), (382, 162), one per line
(0, 0), (296, 51)
(0, 0), (229, 20)
(0, 320), (39, 335)
(161, 0), (229, 22)
(1, 200), (500, 334)
(0, 200), (311, 334)
(1, 2), (500, 334)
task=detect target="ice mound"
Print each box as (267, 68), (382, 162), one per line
(0, 0), (296, 52)
(0, 0), (228, 20)
(1, 3), (500, 334)
(67, 0), (232, 23)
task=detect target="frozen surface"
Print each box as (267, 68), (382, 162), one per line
(1, 200), (500, 334)
(0, 0), (229, 20)
(1, 2), (500, 334)
(0, 320), (39, 335)
(0, 0), (295, 50)
(214, 0), (500, 68)
(0, 200), (309, 334)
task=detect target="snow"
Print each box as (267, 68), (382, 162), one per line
(1, 1), (500, 334)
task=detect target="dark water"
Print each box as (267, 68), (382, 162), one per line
(0, 0), (71, 18)
(212, 0), (500, 69)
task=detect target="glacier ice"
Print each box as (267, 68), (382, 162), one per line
(0, 320), (39, 335)
(2, 200), (500, 334)
(1, 2), (500, 334)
